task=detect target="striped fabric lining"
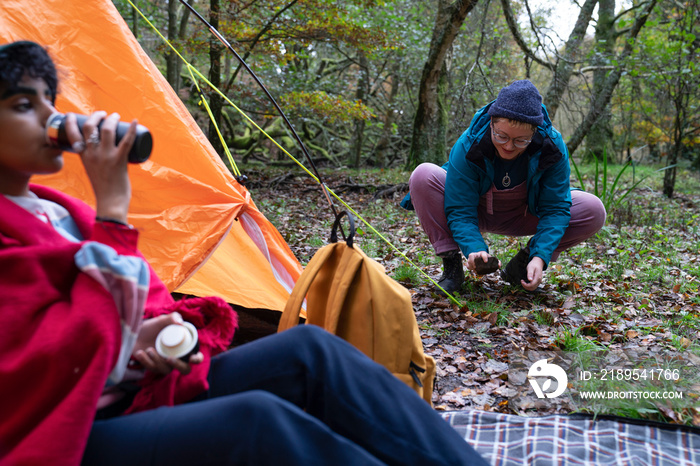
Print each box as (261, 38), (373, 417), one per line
(75, 242), (150, 385)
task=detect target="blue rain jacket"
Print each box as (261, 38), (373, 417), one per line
(444, 102), (571, 267)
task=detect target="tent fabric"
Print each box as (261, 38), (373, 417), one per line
(0, 0), (302, 311)
(443, 410), (700, 465)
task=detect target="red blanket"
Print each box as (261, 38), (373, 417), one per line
(0, 185), (237, 465)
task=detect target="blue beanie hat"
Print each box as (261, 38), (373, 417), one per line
(487, 79), (543, 126)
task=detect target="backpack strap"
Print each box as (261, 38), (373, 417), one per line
(279, 211), (360, 334)
(330, 210), (355, 247)
(277, 244), (336, 332)
(322, 244), (363, 335)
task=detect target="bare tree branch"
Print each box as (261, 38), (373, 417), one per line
(566, 0), (659, 156)
(499, 0), (553, 69)
(227, 0), (299, 89)
(541, 0), (598, 117)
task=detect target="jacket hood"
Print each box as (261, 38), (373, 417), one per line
(462, 102), (563, 172)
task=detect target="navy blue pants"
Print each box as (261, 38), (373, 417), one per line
(83, 325), (488, 465)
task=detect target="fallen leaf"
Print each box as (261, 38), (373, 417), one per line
(655, 403), (680, 423)
(483, 359), (509, 374)
(562, 296), (576, 309)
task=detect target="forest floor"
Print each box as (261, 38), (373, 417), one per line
(243, 163), (700, 426)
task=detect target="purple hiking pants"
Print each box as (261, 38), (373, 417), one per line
(408, 163), (606, 261)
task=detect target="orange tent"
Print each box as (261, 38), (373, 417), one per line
(0, 0), (303, 311)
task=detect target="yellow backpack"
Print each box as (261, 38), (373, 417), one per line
(278, 212), (436, 405)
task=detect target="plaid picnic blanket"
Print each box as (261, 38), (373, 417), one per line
(443, 410), (700, 466)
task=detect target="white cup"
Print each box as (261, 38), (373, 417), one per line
(155, 321), (199, 361)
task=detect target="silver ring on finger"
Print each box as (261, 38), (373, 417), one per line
(87, 128), (100, 146)
(71, 141), (86, 153)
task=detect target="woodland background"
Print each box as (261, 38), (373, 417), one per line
(114, 0), (699, 191)
(114, 1), (699, 424)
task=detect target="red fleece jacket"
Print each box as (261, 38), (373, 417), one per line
(0, 185), (237, 465)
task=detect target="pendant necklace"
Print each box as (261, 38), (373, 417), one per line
(502, 172), (511, 188)
(498, 155), (520, 188)
(499, 156), (518, 188)
(495, 140), (524, 188)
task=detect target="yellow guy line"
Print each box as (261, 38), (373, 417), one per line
(126, 0), (463, 306)
(184, 66), (240, 177)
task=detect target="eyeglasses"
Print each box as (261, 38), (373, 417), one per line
(490, 124), (532, 149)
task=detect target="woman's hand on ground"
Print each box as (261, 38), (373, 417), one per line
(521, 256), (545, 291)
(466, 251), (501, 272)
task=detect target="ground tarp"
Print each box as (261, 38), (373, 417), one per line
(444, 410), (700, 465)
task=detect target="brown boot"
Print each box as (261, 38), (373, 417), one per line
(436, 250), (464, 295)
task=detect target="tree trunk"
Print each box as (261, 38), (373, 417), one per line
(166, 0), (180, 92)
(663, 144), (679, 198)
(352, 52), (370, 168)
(540, 0), (598, 118)
(407, 0), (479, 170)
(663, 1), (699, 197)
(566, 0), (658, 157)
(131, 5), (138, 39)
(501, 0), (597, 118)
(585, 0), (616, 162)
(165, 1), (190, 94)
(374, 63), (400, 168)
(663, 104), (685, 198)
(208, 0), (224, 156)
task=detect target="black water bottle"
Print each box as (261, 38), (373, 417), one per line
(46, 113), (153, 163)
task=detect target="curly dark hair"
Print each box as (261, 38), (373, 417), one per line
(0, 41), (57, 102)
